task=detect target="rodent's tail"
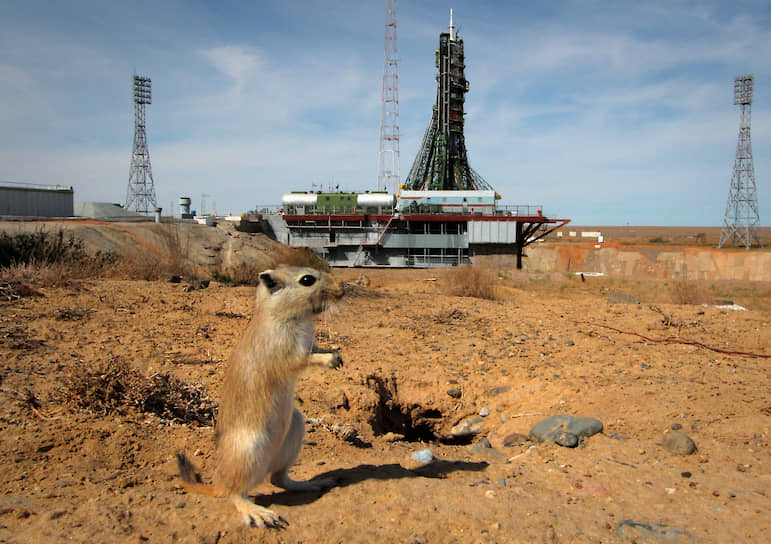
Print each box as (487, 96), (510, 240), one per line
(176, 452), (221, 497)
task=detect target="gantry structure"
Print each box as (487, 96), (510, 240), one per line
(378, 0), (400, 193)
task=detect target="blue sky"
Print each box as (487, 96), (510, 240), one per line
(1, 0), (769, 225)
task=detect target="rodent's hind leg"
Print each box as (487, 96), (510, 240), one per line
(231, 494), (286, 528)
(269, 409), (335, 492)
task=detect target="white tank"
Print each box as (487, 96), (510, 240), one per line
(357, 193), (396, 208)
(281, 193), (318, 207)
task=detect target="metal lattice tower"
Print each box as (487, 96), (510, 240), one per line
(378, 0), (399, 192)
(719, 75), (762, 249)
(404, 10), (492, 191)
(125, 75), (158, 214)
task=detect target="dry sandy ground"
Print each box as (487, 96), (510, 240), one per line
(0, 268), (769, 543)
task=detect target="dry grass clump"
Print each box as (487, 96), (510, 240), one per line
(62, 358), (217, 425)
(670, 278), (706, 305)
(109, 224), (194, 281)
(0, 230), (119, 288)
(442, 265), (501, 300)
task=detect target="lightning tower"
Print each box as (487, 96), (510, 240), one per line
(719, 75), (762, 249)
(378, 0), (399, 192)
(404, 10), (492, 191)
(125, 75), (158, 214)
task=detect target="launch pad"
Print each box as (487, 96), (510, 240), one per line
(268, 11), (569, 269)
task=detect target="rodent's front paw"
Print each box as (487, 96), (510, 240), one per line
(328, 351), (344, 369)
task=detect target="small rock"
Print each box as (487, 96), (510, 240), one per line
(671, 423), (683, 430)
(450, 416), (485, 439)
(662, 431), (697, 455)
(410, 449), (434, 464)
(466, 444), (506, 462)
(616, 519), (697, 542)
(487, 385), (510, 397)
(564, 340), (575, 346)
(529, 415), (603, 448)
(479, 407), (490, 417)
(477, 437), (492, 449)
(381, 432), (405, 443)
(446, 388), (462, 399)
(502, 433), (529, 447)
(681, 471), (692, 478)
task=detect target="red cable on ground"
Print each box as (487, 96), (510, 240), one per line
(571, 320), (771, 358)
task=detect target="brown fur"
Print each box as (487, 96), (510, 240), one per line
(177, 266), (344, 527)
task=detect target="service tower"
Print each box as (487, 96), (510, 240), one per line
(404, 10), (492, 191)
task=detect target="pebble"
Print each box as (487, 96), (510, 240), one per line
(446, 388), (462, 399)
(479, 407), (490, 417)
(410, 449), (434, 464)
(502, 433), (529, 447)
(671, 423), (683, 430)
(529, 415), (603, 448)
(449, 416), (485, 439)
(487, 385), (510, 397)
(466, 444), (506, 462)
(477, 437), (492, 449)
(616, 519), (696, 542)
(662, 431), (697, 455)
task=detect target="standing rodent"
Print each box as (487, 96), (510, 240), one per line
(176, 265), (344, 527)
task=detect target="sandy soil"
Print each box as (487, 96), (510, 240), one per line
(0, 267), (769, 543)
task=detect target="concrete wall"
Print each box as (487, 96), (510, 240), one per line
(521, 244), (771, 281)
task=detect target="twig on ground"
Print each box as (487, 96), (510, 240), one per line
(572, 320), (770, 358)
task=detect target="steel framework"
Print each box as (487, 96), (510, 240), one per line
(719, 75), (762, 248)
(404, 10), (492, 191)
(378, 0), (400, 192)
(125, 75), (158, 214)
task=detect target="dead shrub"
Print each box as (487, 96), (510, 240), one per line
(61, 358), (217, 425)
(670, 278), (705, 305)
(442, 265), (501, 300)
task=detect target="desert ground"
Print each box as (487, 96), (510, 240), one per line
(0, 223), (769, 543)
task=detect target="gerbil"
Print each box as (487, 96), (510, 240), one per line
(176, 265), (344, 527)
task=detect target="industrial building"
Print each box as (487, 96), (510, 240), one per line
(0, 182), (74, 217)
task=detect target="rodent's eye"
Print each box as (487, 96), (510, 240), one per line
(299, 274), (317, 287)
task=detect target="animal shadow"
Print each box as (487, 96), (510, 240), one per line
(255, 459), (488, 508)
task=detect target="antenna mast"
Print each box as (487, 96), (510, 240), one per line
(125, 74), (158, 214)
(719, 75), (762, 249)
(378, 0), (399, 192)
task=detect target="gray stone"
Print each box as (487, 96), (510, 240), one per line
(450, 416), (486, 439)
(446, 388), (462, 399)
(410, 449), (434, 464)
(466, 444), (506, 462)
(617, 519), (697, 542)
(477, 437), (492, 449)
(479, 407), (490, 417)
(662, 431), (697, 455)
(502, 433), (529, 447)
(529, 415), (603, 447)
(487, 385), (510, 397)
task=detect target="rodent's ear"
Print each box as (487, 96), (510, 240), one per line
(259, 271), (282, 294)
